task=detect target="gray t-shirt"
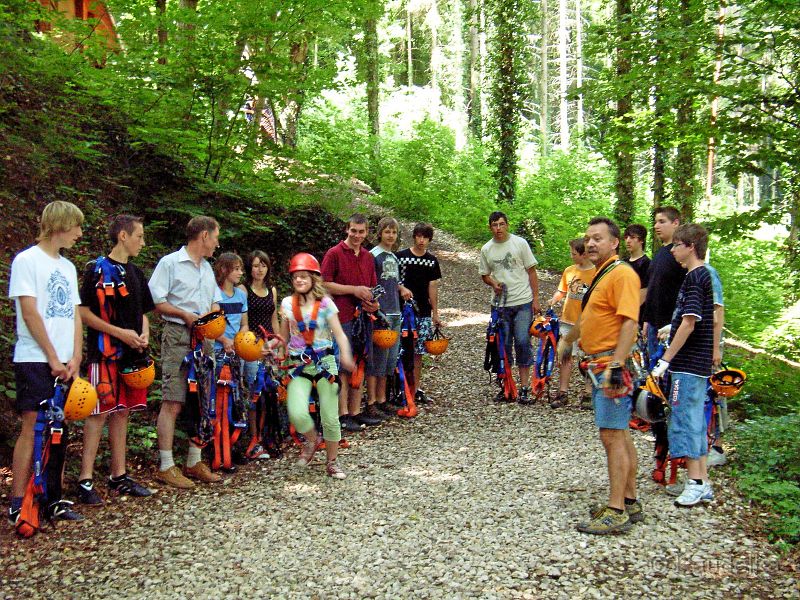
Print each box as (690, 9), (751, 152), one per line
(371, 246), (401, 315)
(479, 234), (538, 306)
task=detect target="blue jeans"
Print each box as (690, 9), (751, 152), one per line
(368, 313), (402, 376)
(667, 371), (708, 459)
(645, 323), (660, 366)
(498, 303), (534, 367)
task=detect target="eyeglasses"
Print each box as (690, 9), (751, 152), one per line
(672, 242), (687, 248)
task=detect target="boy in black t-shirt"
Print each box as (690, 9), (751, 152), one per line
(623, 224), (651, 313)
(641, 207), (687, 359)
(77, 215), (156, 505)
(396, 223), (442, 404)
(650, 224), (715, 508)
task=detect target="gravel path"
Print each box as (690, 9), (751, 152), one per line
(1, 226), (797, 599)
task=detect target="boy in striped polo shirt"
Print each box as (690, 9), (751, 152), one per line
(650, 223), (715, 507)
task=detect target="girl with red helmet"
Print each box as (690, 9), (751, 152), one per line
(279, 253), (354, 479)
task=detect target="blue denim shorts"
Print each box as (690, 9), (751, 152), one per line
(498, 303), (534, 367)
(592, 382), (633, 430)
(667, 371), (708, 459)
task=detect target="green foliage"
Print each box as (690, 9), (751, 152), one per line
(709, 235), (800, 361)
(378, 119), (496, 244)
(511, 150), (615, 269)
(732, 413), (800, 545)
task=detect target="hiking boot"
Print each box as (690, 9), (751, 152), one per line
(183, 462), (222, 484)
(364, 404), (388, 421)
(76, 479), (104, 506)
(576, 507), (631, 535)
(415, 390), (432, 405)
(707, 446), (727, 467)
(155, 465), (195, 489)
(7, 506), (20, 526)
(675, 480), (713, 507)
(517, 387), (534, 405)
(340, 415), (365, 432)
(550, 391), (569, 409)
(493, 388), (515, 403)
(588, 500), (644, 524)
(579, 392), (593, 411)
(108, 474), (152, 498)
(48, 500), (84, 522)
(353, 412), (382, 427)
(326, 460), (347, 480)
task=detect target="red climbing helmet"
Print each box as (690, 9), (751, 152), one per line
(289, 253), (321, 275)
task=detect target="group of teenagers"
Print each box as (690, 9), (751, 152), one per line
(8, 199), (722, 538)
(480, 207), (726, 535)
(7, 203), (443, 528)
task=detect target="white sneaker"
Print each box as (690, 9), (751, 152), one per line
(707, 447), (727, 467)
(675, 480), (713, 507)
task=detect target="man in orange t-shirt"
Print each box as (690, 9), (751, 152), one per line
(558, 217), (640, 535)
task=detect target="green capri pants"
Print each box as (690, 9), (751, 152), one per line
(286, 355), (341, 443)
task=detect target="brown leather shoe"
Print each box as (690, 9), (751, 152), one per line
(183, 461), (222, 483)
(155, 465), (195, 489)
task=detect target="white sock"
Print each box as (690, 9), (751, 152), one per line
(159, 450), (174, 471)
(186, 445), (202, 468)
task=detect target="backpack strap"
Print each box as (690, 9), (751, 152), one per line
(292, 295), (321, 349)
(581, 259), (626, 311)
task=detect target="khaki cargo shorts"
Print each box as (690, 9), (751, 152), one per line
(161, 322), (213, 404)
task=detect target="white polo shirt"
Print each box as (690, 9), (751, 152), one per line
(148, 246), (222, 324)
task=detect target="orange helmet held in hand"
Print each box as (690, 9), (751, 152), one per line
(64, 377), (98, 421)
(372, 329), (399, 350)
(423, 326), (450, 355)
(120, 357), (156, 390)
(194, 310), (226, 340)
(709, 368), (746, 397)
(234, 330), (265, 361)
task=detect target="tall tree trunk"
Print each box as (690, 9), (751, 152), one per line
(468, 0), (482, 137)
(674, 0), (697, 221)
(365, 14), (381, 184)
(651, 0), (666, 248)
(540, 0), (549, 156)
(613, 0), (634, 225)
(558, 0), (569, 150)
(406, 6), (414, 86)
(495, 0), (520, 203)
(575, 0), (584, 138)
(429, 0), (441, 117)
(705, 0), (726, 205)
(156, 0), (167, 65)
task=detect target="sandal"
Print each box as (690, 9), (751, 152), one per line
(550, 391), (569, 409)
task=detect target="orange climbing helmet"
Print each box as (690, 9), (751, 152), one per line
(424, 326), (450, 355)
(372, 328), (399, 350)
(120, 357), (156, 390)
(234, 330), (265, 361)
(529, 314), (550, 338)
(194, 310), (226, 340)
(64, 377), (98, 421)
(709, 368), (746, 397)
(289, 253), (321, 275)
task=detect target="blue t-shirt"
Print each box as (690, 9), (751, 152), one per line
(705, 264), (724, 306)
(216, 286), (248, 350)
(668, 266), (714, 377)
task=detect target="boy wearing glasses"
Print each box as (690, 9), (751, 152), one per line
(650, 224), (715, 507)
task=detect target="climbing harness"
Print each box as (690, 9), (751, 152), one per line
(184, 325), (216, 448)
(484, 285), (517, 402)
(530, 308), (560, 401)
(212, 350), (248, 471)
(393, 299), (419, 418)
(16, 381), (70, 538)
(245, 329), (289, 459)
(93, 256), (128, 360)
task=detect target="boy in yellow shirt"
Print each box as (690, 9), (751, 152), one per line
(547, 239), (596, 408)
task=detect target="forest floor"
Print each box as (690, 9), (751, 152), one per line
(0, 218), (797, 599)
